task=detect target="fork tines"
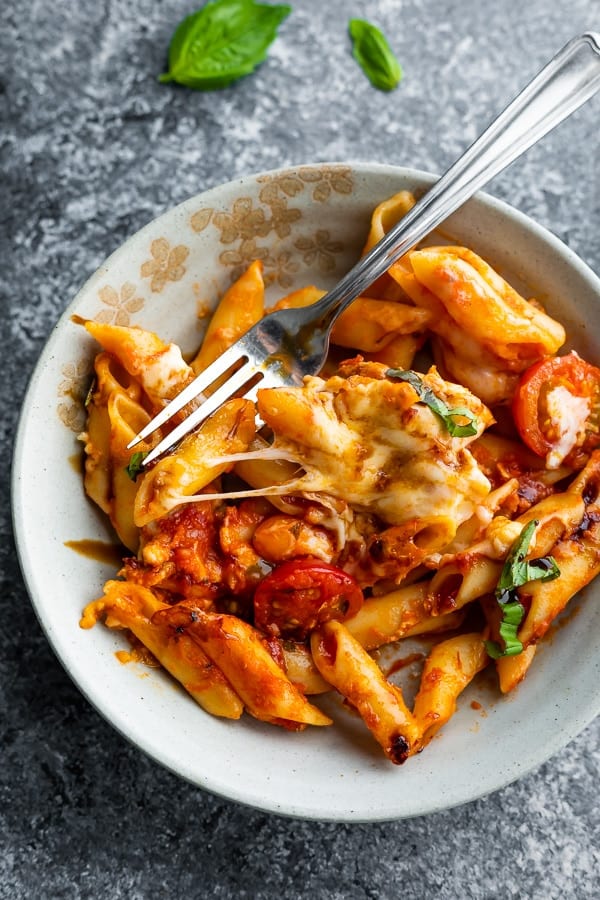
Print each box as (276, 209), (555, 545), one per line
(128, 344), (264, 466)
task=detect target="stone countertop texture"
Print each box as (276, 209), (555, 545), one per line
(2, 0), (600, 897)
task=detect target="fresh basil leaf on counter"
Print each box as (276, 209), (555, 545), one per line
(348, 18), (402, 91)
(386, 368), (478, 437)
(159, 0), (292, 90)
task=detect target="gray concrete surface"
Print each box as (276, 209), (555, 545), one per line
(2, 1), (599, 896)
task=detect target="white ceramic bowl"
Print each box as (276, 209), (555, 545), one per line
(12, 164), (600, 821)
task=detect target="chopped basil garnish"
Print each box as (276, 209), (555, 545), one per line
(84, 377), (96, 408)
(485, 519), (560, 659)
(126, 451), (149, 482)
(349, 19), (402, 92)
(485, 599), (526, 659)
(386, 369), (479, 437)
(159, 0), (292, 91)
(496, 519), (561, 593)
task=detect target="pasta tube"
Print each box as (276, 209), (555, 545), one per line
(412, 633), (489, 744)
(252, 514), (336, 563)
(496, 644), (537, 694)
(82, 352), (144, 517)
(311, 620), (421, 763)
(361, 190), (417, 300)
(368, 333), (425, 370)
(106, 391), (153, 550)
(389, 247), (566, 404)
(82, 353), (162, 550)
(518, 518), (600, 646)
(273, 283), (431, 352)
(426, 489), (586, 617)
(154, 605), (332, 729)
(80, 582), (244, 719)
(191, 260), (265, 373)
(407, 246), (565, 360)
(281, 642), (331, 695)
(134, 398), (256, 526)
(345, 581), (464, 650)
(83, 320), (194, 407)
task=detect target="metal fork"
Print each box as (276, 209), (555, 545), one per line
(132, 32), (600, 466)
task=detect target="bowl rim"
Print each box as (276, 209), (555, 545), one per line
(11, 161), (600, 822)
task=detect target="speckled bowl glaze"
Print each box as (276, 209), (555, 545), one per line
(12, 164), (600, 822)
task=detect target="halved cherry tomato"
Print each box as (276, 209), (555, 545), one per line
(253, 559), (364, 640)
(512, 351), (600, 467)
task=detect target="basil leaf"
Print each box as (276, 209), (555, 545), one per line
(496, 519), (560, 594)
(84, 377), (96, 408)
(485, 599), (526, 659)
(496, 519), (538, 593)
(386, 368), (478, 437)
(126, 451), (149, 482)
(349, 19), (402, 91)
(487, 521), (560, 659)
(159, 0), (292, 90)
(445, 406), (480, 438)
(523, 554), (561, 583)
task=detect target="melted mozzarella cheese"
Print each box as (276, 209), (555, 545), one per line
(143, 343), (192, 400)
(257, 362), (493, 542)
(545, 385), (591, 469)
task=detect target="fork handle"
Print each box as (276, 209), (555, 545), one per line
(312, 32), (600, 327)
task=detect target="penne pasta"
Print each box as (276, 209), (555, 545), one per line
(408, 246), (565, 360)
(77, 190), (600, 766)
(389, 247), (566, 405)
(367, 332), (425, 370)
(191, 260), (265, 373)
(274, 283), (431, 354)
(252, 514), (336, 563)
(496, 643), (537, 694)
(81, 352), (144, 516)
(331, 299), (432, 353)
(154, 604), (332, 729)
(311, 620), (421, 763)
(83, 319), (194, 407)
(81, 581), (244, 719)
(412, 633), (489, 744)
(345, 581), (465, 650)
(518, 519), (600, 646)
(134, 398), (256, 526)
(280, 642), (332, 695)
(107, 391), (153, 550)
(360, 190), (417, 301)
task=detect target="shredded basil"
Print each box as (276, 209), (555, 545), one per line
(496, 519), (561, 592)
(126, 451), (149, 482)
(386, 368), (479, 437)
(159, 0), (292, 90)
(84, 377), (96, 408)
(348, 19), (402, 91)
(485, 519), (560, 659)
